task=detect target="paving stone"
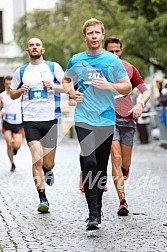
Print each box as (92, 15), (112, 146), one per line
(0, 136), (167, 251)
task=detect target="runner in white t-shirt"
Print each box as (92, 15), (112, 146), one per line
(0, 75), (23, 172)
(10, 38), (65, 213)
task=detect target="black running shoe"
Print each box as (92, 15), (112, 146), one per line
(13, 148), (18, 155)
(10, 163), (16, 172)
(86, 214), (101, 231)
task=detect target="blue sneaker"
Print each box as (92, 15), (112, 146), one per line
(37, 199), (49, 213)
(43, 167), (54, 186)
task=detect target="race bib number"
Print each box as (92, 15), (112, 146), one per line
(82, 67), (102, 84)
(28, 87), (48, 102)
(5, 113), (16, 120)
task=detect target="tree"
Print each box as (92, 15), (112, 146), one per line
(13, 0), (167, 76)
(13, 9), (65, 67)
(14, 0), (126, 70)
(118, 0), (167, 74)
(118, 0), (167, 21)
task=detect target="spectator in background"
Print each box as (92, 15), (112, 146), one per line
(154, 78), (164, 106)
(159, 83), (167, 107)
(135, 89), (151, 144)
(159, 83), (167, 131)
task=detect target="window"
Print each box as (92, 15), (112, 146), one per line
(0, 11), (3, 42)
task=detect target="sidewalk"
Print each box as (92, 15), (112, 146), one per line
(0, 135), (167, 252)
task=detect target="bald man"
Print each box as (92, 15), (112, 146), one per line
(10, 38), (65, 213)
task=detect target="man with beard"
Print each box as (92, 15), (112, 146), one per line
(10, 38), (65, 213)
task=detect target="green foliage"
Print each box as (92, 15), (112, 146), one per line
(13, 0), (167, 76)
(118, 0), (167, 74)
(118, 0), (167, 21)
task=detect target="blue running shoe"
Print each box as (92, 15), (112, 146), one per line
(43, 167), (54, 186)
(37, 199), (49, 213)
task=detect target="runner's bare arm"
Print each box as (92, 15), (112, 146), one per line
(10, 84), (30, 100)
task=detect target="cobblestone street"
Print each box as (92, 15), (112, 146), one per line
(0, 134), (167, 252)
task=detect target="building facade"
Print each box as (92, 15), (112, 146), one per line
(0, 0), (26, 91)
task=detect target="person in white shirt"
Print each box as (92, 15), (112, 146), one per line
(0, 75), (23, 172)
(10, 37), (65, 213)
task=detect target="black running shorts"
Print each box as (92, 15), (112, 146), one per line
(2, 120), (23, 134)
(23, 119), (58, 148)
